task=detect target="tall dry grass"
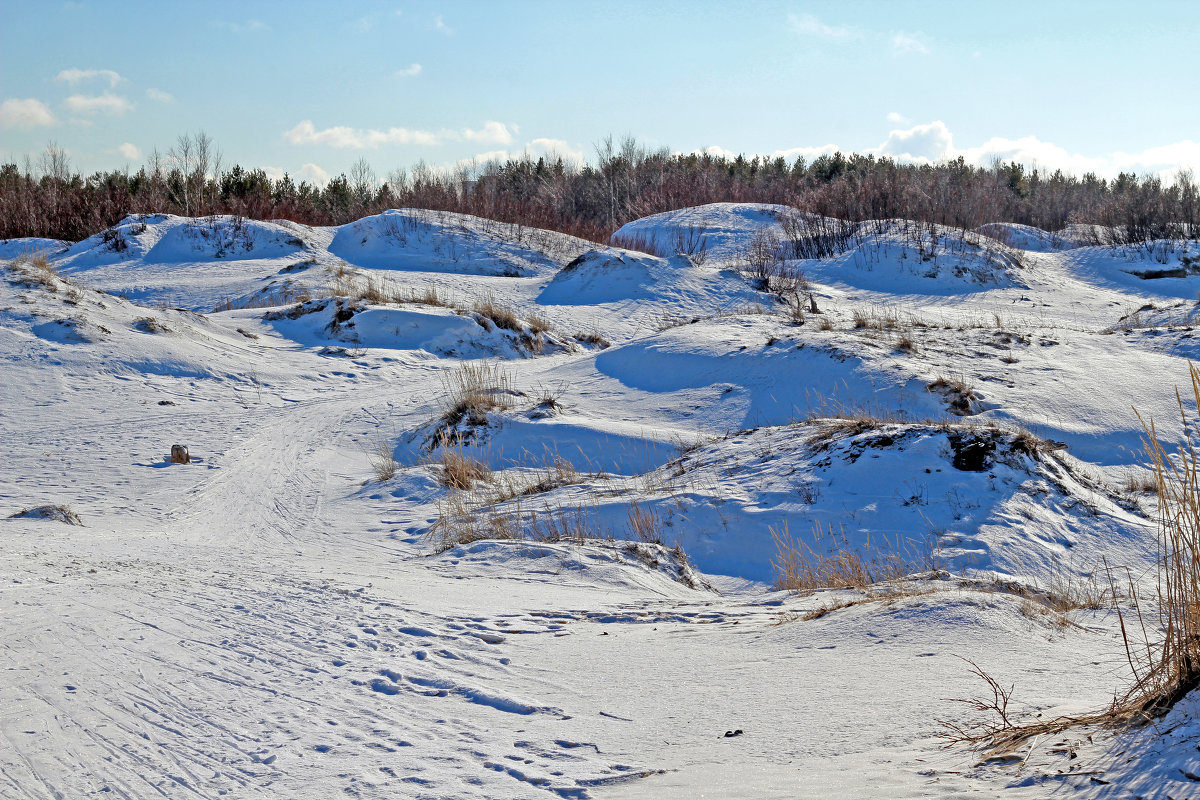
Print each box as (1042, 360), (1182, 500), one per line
(439, 362), (515, 427)
(771, 522), (924, 592)
(1128, 361), (1200, 714)
(942, 362), (1200, 752)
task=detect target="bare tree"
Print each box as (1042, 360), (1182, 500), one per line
(349, 157), (376, 207)
(169, 133), (194, 215)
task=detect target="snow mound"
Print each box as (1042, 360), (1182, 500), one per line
(536, 248), (768, 340)
(1062, 240), (1200, 298)
(484, 420), (1146, 584)
(541, 248), (688, 304)
(611, 202), (797, 266)
(58, 214), (309, 267)
(593, 313), (945, 430)
(329, 209), (588, 276)
(405, 406), (680, 475)
(976, 222), (1079, 252)
(0, 237), (70, 259)
(799, 218), (1026, 292)
(264, 296), (577, 359)
(1, 258), (266, 378)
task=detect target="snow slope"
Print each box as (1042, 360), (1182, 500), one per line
(3, 207), (1200, 798)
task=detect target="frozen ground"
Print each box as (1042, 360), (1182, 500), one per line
(2, 204), (1199, 798)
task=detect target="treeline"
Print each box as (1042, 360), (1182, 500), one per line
(2, 135), (1197, 244)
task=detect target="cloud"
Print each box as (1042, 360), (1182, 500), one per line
(870, 120), (1200, 178)
(352, 16), (373, 33)
(891, 31), (930, 55)
(691, 145), (739, 159)
(394, 63), (422, 78)
(63, 93), (133, 115)
(786, 13), (856, 41)
(284, 119), (514, 149)
(297, 163), (330, 186)
(886, 111), (908, 124)
(0, 98), (56, 129)
(284, 120), (440, 148)
(55, 68), (123, 88)
(262, 163), (330, 186)
(433, 14), (453, 34)
(875, 120), (954, 161)
(771, 144), (840, 161)
(117, 142), (141, 161)
(526, 138), (584, 163)
(460, 138), (586, 169)
(461, 121), (513, 145)
(146, 88), (175, 103)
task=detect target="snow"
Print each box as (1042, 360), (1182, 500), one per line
(3, 206), (1199, 798)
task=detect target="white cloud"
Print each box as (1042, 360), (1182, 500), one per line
(693, 145), (739, 159)
(0, 98), (56, 129)
(284, 120), (440, 148)
(63, 93), (133, 115)
(352, 16), (373, 33)
(770, 144), (840, 161)
(892, 31), (930, 55)
(869, 120), (1200, 178)
(262, 163), (330, 186)
(786, 13), (856, 41)
(886, 111), (908, 124)
(298, 163), (330, 186)
(284, 119), (515, 149)
(433, 14), (453, 34)
(460, 138), (586, 169)
(55, 68), (123, 88)
(461, 121), (513, 145)
(146, 88), (175, 103)
(875, 120), (954, 162)
(117, 142), (141, 161)
(526, 137), (584, 164)
(394, 63), (422, 78)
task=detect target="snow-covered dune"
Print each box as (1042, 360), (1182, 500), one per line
(4, 207), (1200, 799)
(330, 208), (588, 276)
(610, 201), (796, 266)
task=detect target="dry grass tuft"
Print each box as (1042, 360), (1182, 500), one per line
(472, 295), (523, 332)
(574, 331), (611, 349)
(626, 502), (665, 545)
(7, 251), (67, 292)
(771, 522), (926, 593)
(928, 375), (978, 416)
(436, 446), (493, 490)
(851, 305), (918, 331)
(484, 452), (591, 504)
(439, 362), (516, 428)
(8, 504), (82, 525)
(367, 437), (399, 481)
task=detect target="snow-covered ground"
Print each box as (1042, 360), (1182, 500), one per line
(2, 204), (1198, 798)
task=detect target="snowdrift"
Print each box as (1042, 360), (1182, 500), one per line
(264, 296), (577, 359)
(610, 202), (796, 266)
(976, 222), (1082, 252)
(329, 209), (588, 276)
(465, 420), (1148, 583)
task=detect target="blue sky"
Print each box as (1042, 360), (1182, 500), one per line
(2, 0), (1198, 184)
